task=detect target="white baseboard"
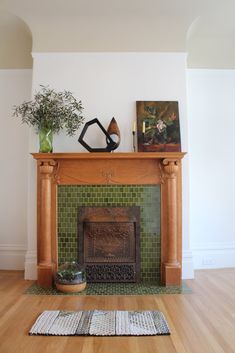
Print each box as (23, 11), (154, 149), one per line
(4, 242), (233, 280)
(192, 242), (235, 269)
(0, 244), (196, 280)
(182, 250), (194, 279)
(24, 250), (37, 280)
(23, 249), (196, 280)
(0, 244), (26, 270)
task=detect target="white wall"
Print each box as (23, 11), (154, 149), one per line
(2, 61), (234, 278)
(25, 52), (193, 279)
(187, 69), (235, 269)
(0, 70), (32, 269)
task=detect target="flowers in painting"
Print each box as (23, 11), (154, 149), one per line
(169, 112), (176, 121)
(136, 101), (181, 152)
(141, 103), (180, 146)
(156, 119), (167, 133)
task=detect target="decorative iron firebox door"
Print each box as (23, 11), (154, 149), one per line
(78, 206), (140, 282)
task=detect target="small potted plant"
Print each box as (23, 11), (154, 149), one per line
(13, 85), (84, 153)
(55, 261), (86, 293)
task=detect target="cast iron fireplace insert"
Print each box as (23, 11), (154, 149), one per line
(78, 206), (140, 282)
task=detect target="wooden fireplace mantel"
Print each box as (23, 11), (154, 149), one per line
(32, 152), (186, 287)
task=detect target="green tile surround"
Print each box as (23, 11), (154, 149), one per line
(58, 185), (161, 282)
(25, 281), (192, 296)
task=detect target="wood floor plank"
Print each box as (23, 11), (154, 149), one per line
(0, 269), (235, 353)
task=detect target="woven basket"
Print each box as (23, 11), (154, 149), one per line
(56, 281), (86, 293)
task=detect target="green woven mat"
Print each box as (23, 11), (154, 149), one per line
(25, 281), (192, 296)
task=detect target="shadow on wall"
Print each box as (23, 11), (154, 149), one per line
(186, 10), (235, 69)
(0, 10), (32, 69)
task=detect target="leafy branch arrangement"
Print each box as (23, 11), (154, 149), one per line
(13, 85), (84, 136)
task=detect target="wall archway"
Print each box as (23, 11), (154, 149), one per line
(0, 11), (32, 69)
(186, 11), (235, 69)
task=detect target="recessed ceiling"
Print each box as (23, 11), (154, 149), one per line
(0, 0), (235, 68)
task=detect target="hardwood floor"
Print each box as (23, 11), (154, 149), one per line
(0, 269), (235, 353)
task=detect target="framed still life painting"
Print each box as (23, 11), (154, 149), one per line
(136, 101), (181, 152)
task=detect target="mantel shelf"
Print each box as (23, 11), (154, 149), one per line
(32, 151), (186, 160)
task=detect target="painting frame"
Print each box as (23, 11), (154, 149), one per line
(136, 101), (181, 152)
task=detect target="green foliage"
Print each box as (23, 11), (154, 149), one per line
(56, 261), (86, 284)
(56, 268), (77, 282)
(13, 85), (84, 136)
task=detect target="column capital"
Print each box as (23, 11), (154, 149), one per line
(39, 160), (57, 175)
(162, 158), (179, 178)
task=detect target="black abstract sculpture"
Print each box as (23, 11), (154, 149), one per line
(78, 118), (120, 152)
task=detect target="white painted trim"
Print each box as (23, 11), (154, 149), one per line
(23, 243), (234, 280)
(192, 242), (235, 251)
(0, 244), (27, 270)
(24, 249), (196, 281)
(192, 242), (235, 269)
(24, 250), (37, 280)
(0, 244), (27, 251)
(32, 52), (187, 58)
(182, 250), (194, 279)
(0, 69), (32, 73)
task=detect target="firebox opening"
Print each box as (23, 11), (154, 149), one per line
(78, 206), (140, 283)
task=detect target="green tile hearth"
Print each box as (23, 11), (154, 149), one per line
(58, 185), (161, 282)
(25, 281), (192, 296)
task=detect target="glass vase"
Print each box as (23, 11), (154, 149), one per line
(55, 261), (86, 285)
(39, 128), (53, 153)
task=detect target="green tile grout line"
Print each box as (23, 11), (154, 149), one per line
(25, 281), (192, 296)
(58, 185), (161, 282)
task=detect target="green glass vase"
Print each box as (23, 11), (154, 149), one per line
(39, 128), (53, 153)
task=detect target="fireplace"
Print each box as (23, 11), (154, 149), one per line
(32, 152), (185, 287)
(58, 184), (160, 282)
(78, 206), (140, 282)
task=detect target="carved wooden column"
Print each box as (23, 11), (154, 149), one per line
(161, 158), (181, 285)
(37, 160), (56, 287)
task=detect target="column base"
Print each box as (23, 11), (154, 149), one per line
(162, 262), (181, 286)
(37, 264), (54, 288)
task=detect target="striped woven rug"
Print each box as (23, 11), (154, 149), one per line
(29, 310), (170, 336)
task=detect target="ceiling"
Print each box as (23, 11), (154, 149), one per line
(1, 0), (235, 68)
